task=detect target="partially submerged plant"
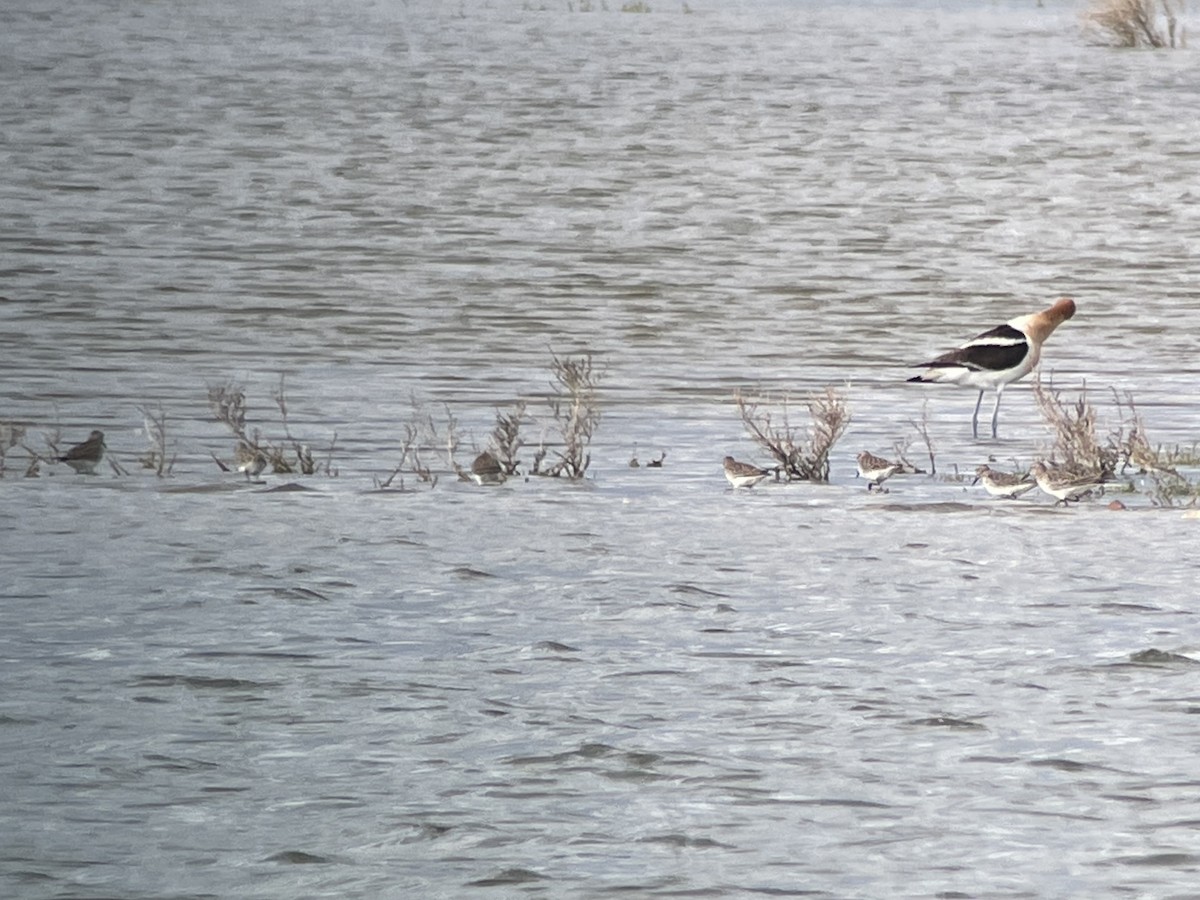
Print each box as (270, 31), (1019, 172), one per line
(138, 403), (176, 477)
(1111, 388), (1179, 476)
(378, 394), (457, 490)
(1107, 389), (1200, 507)
(1031, 375), (1118, 479)
(1084, 0), (1182, 48)
(488, 401), (527, 477)
(735, 387), (849, 483)
(0, 421), (27, 478)
(897, 401), (936, 475)
(533, 351), (602, 479)
(208, 377), (336, 477)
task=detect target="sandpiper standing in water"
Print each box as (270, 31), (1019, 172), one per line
(723, 456), (772, 489)
(1030, 460), (1104, 506)
(235, 442), (269, 482)
(856, 451), (902, 492)
(58, 430), (106, 474)
(973, 464), (1036, 499)
(468, 451), (506, 485)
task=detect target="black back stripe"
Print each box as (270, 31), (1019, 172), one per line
(925, 341), (1029, 373)
(968, 323), (1026, 345)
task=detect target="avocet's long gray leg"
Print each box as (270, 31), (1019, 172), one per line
(972, 390), (985, 439)
(990, 387), (1004, 439)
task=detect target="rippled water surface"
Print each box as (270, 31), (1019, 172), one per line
(3, 0), (1200, 897)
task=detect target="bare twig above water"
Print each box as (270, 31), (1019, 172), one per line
(735, 387), (849, 483)
(489, 402), (527, 477)
(208, 378), (336, 477)
(0, 421), (27, 479)
(138, 403), (176, 477)
(1084, 0), (1180, 48)
(904, 401), (936, 476)
(536, 350), (602, 479)
(1031, 375), (1118, 479)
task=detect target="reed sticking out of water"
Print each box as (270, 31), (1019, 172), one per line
(1031, 375), (1118, 479)
(379, 394), (454, 490)
(735, 387), (849, 483)
(489, 402), (527, 478)
(0, 421), (31, 478)
(533, 351), (602, 479)
(1109, 389), (1200, 507)
(138, 403), (176, 477)
(1085, 0), (1183, 47)
(900, 401), (936, 476)
(208, 377), (336, 477)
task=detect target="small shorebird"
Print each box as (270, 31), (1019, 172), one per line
(908, 297), (1076, 439)
(57, 430), (106, 474)
(235, 442), (269, 482)
(723, 456), (772, 489)
(856, 450), (902, 492)
(973, 464), (1036, 499)
(468, 450), (506, 485)
(1029, 460), (1104, 506)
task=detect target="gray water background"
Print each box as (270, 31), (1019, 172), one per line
(3, 0), (1200, 897)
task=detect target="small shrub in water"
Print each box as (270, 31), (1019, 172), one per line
(735, 387), (849, 483)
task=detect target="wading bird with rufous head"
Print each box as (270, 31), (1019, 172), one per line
(908, 297), (1076, 439)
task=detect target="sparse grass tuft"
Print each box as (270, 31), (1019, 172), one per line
(533, 351), (602, 479)
(377, 393), (456, 490)
(488, 402), (528, 477)
(0, 421), (27, 478)
(209, 377), (336, 477)
(1031, 375), (1118, 479)
(898, 401), (936, 475)
(1085, 0), (1182, 48)
(1108, 388), (1200, 507)
(138, 403), (176, 477)
(735, 387), (849, 483)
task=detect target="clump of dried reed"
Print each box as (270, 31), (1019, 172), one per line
(138, 403), (176, 477)
(893, 401), (936, 475)
(208, 376), (336, 478)
(1085, 0), (1183, 48)
(487, 402), (527, 477)
(735, 387), (849, 483)
(376, 394), (457, 490)
(1108, 389), (1200, 507)
(530, 351), (601, 479)
(0, 421), (45, 478)
(1031, 376), (1119, 479)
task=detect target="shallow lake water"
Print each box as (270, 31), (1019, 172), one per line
(3, 0), (1200, 897)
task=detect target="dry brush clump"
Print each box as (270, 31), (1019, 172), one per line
(1031, 376), (1120, 479)
(138, 403), (176, 477)
(1110, 389), (1200, 508)
(377, 394), (458, 490)
(486, 401), (528, 477)
(1085, 0), (1184, 48)
(0, 421), (29, 478)
(530, 351), (602, 479)
(735, 387), (850, 483)
(1032, 376), (1200, 506)
(208, 376), (337, 478)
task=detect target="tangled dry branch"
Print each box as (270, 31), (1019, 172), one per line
(735, 387), (849, 483)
